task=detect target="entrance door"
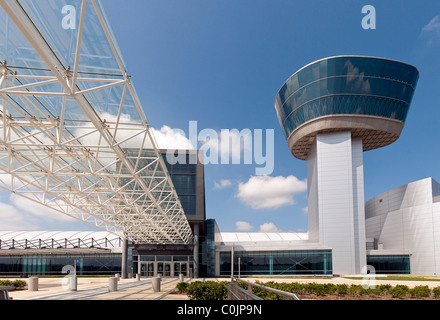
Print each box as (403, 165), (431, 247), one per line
(147, 262), (154, 276)
(173, 262), (188, 277)
(164, 263), (171, 277)
(157, 262), (171, 277)
(140, 262), (154, 277)
(181, 262), (187, 276)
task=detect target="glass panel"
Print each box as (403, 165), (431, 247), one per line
(275, 56), (419, 138)
(147, 263), (154, 277)
(164, 263), (171, 277)
(366, 255), (410, 274)
(140, 263), (147, 277)
(181, 263), (187, 276)
(157, 262), (163, 275)
(219, 250), (332, 276)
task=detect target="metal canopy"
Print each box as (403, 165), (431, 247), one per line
(0, 0), (193, 244)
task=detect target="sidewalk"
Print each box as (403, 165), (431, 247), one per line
(4, 277), (190, 300)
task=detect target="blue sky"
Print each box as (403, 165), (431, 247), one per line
(2, 0), (440, 234)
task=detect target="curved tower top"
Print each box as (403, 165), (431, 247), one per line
(274, 56), (419, 160)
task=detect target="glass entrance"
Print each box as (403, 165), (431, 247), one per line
(157, 262), (171, 277)
(140, 262), (154, 277)
(173, 262), (188, 277)
(137, 257), (190, 277)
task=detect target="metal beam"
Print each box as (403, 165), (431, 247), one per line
(0, 0), (193, 245)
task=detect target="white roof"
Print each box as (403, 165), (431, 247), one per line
(0, 230), (121, 242)
(216, 232), (333, 251)
(219, 232), (308, 243)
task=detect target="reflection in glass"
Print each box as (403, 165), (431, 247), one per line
(275, 56), (419, 139)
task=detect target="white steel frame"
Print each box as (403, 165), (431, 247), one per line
(0, 0), (193, 244)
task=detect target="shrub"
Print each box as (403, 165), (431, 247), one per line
(186, 281), (227, 300)
(432, 286), (440, 298)
(0, 280), (13, 286)
(375, 284), (392, 295)
(251, 281), (282, 300)
(13, 280), (27, 288)
(312, 283), (328, 296)
(347, 284), (363, 296)
(390, 285), (409, 298)
(336, 284), (348, 295)
(409, 285), (431, 298)
(176, 282), (188, 294)
(0, 279), (26, 288)
(323, 283), (337, 295)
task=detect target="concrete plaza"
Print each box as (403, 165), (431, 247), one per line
(4, 276), (189, 300)
(4, 275), (440, 300)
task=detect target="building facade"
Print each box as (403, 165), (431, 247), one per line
(365, 177), (440, 275)
(130, 149), (207, 278)
(0, 149), (210, 278)
(2, 179), (439, 276)
(0, 231), (123, 276)
(3, 57), (439, 277)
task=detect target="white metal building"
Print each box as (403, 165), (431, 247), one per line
(365, 177), (440, 275)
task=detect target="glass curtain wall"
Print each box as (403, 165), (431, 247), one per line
(219, 250), (332, 276)
(366, 255), (410, 274)
(0, 253), (122, 276)
(275, 56), (419, 139)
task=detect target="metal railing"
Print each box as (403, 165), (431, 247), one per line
(226, 281), (263, 300)
(0, 236), (122, 250)
(228, 277), (301, 300)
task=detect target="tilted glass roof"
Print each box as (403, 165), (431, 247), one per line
(0, 0), (193, 244)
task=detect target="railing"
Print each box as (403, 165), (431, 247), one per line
(226, 281), (263, 300)
(228, 277), (301, 300)
(0, 237), (122, 250)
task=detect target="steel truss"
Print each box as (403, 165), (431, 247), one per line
(0, 0), (193, 244)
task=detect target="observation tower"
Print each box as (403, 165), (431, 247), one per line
(274, 56), (419, 274)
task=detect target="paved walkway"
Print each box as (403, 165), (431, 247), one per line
(5, 277), (190, 300)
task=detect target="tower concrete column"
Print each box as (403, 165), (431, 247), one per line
(307, 132), (366, 274)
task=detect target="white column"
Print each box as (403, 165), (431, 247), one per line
(307, 132), (366, 275)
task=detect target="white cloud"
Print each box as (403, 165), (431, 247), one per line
(258, 222), (282, 233)
(421, 15), (440, 46)
(10, 194), (75, 222)
(236, 175), (307, 210)
(199, 128), (253, 164)
(235, 221), (253, 231)
(422, 15), (440, 32)
(0, 202), (35, 230)
(214, 179), (232, 189)
(151, 125), (194, 150)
